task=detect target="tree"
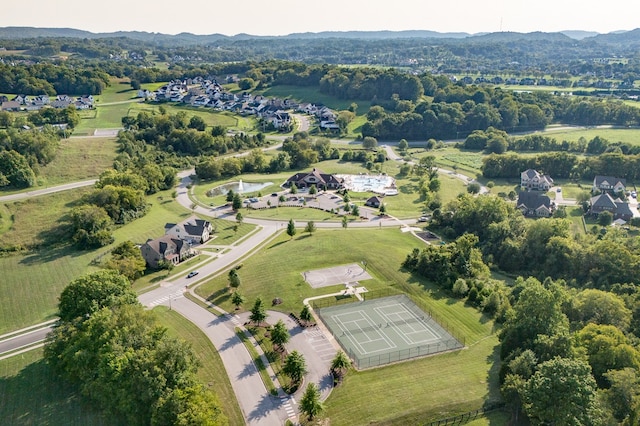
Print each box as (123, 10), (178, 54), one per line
(69, 204), (114, 248)
(309, 184), (317, 196)
(499, 278), (570, 360)
(231, 292), (245, 310)
(304, 221), (316, 235)
(398, 139), (409, 152)
(575, 323), (640, 385)
(342, 215), (349, 229)
(523, 357), (602, 425)
(351, 204), (360, 217)
(330, 350), (351, 383)
(598, 211), (613, 227)
(232, 192), (242, 211)
(283, 350), (307, 385)
(379, 203), (387, 215)
(299, 383), (324, 420)
(270, 319), (290, 353)
(467, 182), (481, 194)
(225, 189), (235, 203)
(602, 368), (640, 424)
(104, 240), (146, 281)
(300, 305), (313, 325)
(362, 136), (378, 150)
(290, 183), (298, 194)
(286, 219), (296, 238)
(249, 297), (267, 325)
(235, 212), (244, 225)
(228, 269), (241, 291)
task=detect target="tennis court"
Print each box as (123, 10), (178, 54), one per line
(316, 294), (463, 369)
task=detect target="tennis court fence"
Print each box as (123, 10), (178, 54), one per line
(311, 289), (466, 347)
(344, 336), (464, 369)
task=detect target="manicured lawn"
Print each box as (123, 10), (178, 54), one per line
(323, 336), (501, 425)
(0, 247), (99, 334)
(95, 77), (138, 104)
(194, 226), (498, 424)
(196, 228), (492, 344)
(0, 349), (122, 425)
(154, 307), (244, 425)
(38, 136), (118, 185)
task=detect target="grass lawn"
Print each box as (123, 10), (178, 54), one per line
(0, 349), (122, 425)
(37, 136), (118, 186)
(255, 85), (370, 112)
(154, 307), (244, 425)
(194, 227), (498, 423)
(516, 126), (640, 146)
(95, 77), (138, 104)
(0, 186), (229, 333)
(196, 228), (493, 344)
(324, 336), (501, 425)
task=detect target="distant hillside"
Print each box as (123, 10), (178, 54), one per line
(468, 31), (574, 43)
(586, 28), (640, 45)
(284, 30), (472, 39)
(560, 30), (599, 40)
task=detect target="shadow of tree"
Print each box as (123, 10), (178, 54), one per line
(0, 359), (125, 425)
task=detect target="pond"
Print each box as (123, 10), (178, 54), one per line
(206, 180), (274, 197)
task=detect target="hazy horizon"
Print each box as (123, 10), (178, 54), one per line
(2, 0), (637, 38)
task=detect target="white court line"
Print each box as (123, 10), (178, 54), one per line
(374, 303), (440, 345)
(332, 311), (396, 355)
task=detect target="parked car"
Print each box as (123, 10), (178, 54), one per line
(556, 187), (562, 192)
(418, 216), (428, 222)
(187, 271), (199, 278)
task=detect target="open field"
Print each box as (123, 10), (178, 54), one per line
(253, 85), (370, 112)
(0, 349), (121, 425)
(519, 126), (640, 145)
(154, 307), (244, 425)
(94, 77), (138, 104)
(38, 136), (118, 185)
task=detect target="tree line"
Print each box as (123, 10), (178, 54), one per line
(404, 193), (640, 423)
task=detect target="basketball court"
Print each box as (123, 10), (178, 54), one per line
(303, 263), (372, 288)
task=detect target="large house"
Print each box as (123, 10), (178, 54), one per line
(520, 169), (554, 191)
(140, 235), (192, 268)
(592, 175), (626, 195)
(164, 215), (213, 244)
(516, 192), (555, 217)
(283, 168), (344, 190)
(589, 193), (633, 222)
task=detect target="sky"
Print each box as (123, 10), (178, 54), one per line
(2, 0), (638, 36)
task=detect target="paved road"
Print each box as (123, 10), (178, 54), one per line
(0, 179), (97, 203)
(0, 322), (55, 359)
(169, 297), (292, 425)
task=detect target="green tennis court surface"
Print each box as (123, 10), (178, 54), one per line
(316, 294), (463, 369)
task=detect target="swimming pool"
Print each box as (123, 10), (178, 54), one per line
(336, 174), (398, 196)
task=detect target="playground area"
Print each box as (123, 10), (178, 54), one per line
(315, 294), (463, 369)
(336, 174), (398, 196)
(303, 263), (372, 288)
